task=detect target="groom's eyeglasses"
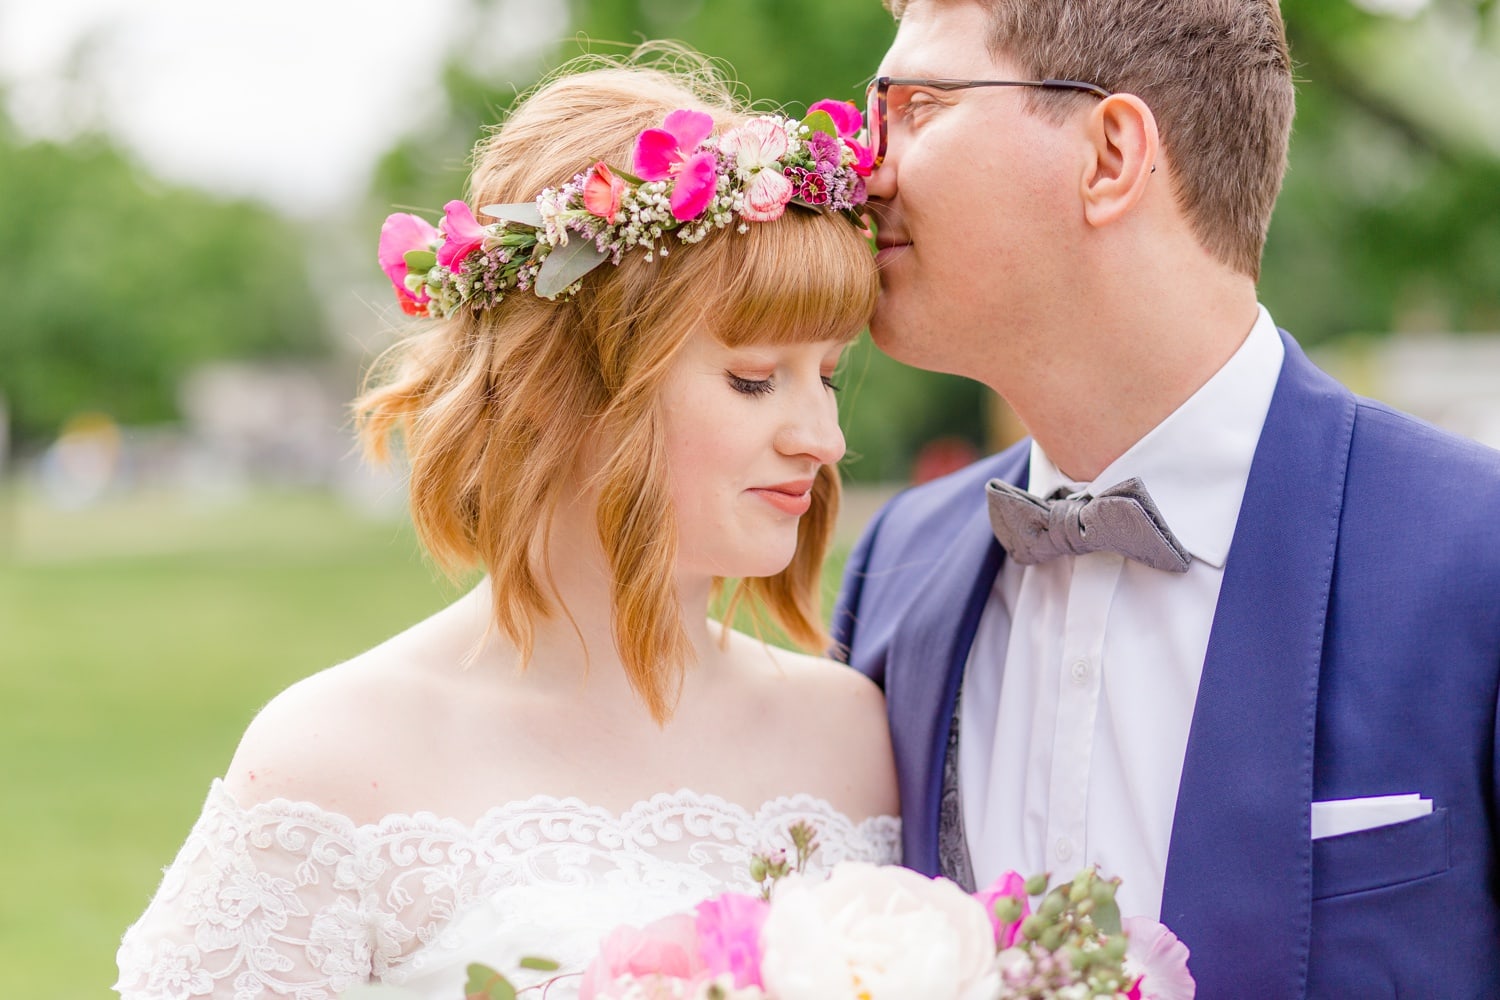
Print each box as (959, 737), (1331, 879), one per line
(864, 76), (1112, 169)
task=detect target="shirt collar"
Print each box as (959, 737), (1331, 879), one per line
(1026, 305), (1285, 569)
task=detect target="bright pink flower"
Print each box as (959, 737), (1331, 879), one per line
(377, 212), (440, 314)
(694, 893), (769, 989)
(847, 138), (875, 177)
(741, 168), (794, 222)
(633, 109), (715, 181)
(578, 913), (705, 1000)
(634, 109), (719, 222)
(809, 99), (863, 138)
(974, 871), (1031, 949)
(436, 200), (485, 272)
(582, 161), (627, 223)
(669, 149), (718, 221)
(1123, 916), (1195, 1000)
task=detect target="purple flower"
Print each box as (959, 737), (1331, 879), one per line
(807, 131), (842, 169)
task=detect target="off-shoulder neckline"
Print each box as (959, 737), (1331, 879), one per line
(204, 777), (900, 839)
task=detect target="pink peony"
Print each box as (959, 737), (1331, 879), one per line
(633, 109), (719, 222)
(436, 200), (485, 272)
(579, 913), (706, 1000)
(741, 169), (794, 222)
(808, 99), (863, 138)
(694, 893), (769, 989)
(582, 161), (627, 223)
(1123, 915), (1195, 1000)
(973, 871), (1031, 949)
(377, 212), (440, 315)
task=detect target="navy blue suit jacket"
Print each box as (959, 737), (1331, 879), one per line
(833, 332), (1500, 997)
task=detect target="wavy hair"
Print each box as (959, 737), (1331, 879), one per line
(356, 57), (877, 723)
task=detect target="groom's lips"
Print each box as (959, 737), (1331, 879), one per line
(875, 232), (912, 263)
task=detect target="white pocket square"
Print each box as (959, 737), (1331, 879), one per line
(1311, 794), (1432, 840)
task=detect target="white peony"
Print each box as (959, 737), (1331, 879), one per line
(759, 863), (996, 1000)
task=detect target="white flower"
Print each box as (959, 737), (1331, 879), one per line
(741, 170), (794, 223)
(759, 863), (995, 1000)
(720, 117), (790, 172)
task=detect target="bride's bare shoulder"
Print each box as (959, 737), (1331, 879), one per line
(221, 604), (477, 820)
(724, 630), (899, 820)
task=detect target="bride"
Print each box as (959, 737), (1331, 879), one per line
(114, 57), (898, 999)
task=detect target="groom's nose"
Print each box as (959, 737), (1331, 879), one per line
(865, 145), (897, 202)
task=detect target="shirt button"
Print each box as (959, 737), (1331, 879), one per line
(1055, 838), (1074, 862)
(1070, 659), (1091, 686)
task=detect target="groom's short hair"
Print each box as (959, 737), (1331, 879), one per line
(886, 0), (1295, 280)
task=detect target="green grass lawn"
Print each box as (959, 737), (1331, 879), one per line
(0, 487), (854, 999)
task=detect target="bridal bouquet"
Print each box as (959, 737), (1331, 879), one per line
(572, 863), (1193, 1000)
(350, 840), (1193, 1000)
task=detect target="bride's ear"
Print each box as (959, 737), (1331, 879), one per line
(1079, 93), (1159, 228)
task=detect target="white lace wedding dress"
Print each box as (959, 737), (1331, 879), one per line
(115, 779), (901, 1000)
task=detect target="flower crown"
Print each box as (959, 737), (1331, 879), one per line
(378, 100), (874, 318)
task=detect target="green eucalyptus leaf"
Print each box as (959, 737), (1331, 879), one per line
(802, 109), (839, 138)
(518, 956), (561, 972)
(478, 203), (544, 228)
(534, 237), (610, 298)
(464, 963), (517, 1000)
(403, 249), (437, 272)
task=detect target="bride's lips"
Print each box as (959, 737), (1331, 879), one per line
(748, 479), (816, 516)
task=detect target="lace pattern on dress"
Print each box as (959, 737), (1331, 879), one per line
(115, 780), (900, 999)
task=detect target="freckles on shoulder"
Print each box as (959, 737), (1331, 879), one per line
(219, 652), (442, 820)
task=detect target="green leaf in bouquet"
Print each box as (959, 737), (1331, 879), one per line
(403, 249), (437, 273)
(535, 237), (609, 298)
(802, 109), (839, 138)
(464, 963), (517, 1000)
(518, 956), (561, 972)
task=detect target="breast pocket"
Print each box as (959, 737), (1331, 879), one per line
(1311, 807), (1451, 900)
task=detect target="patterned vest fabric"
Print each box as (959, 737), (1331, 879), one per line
(937, 685), (976, 891)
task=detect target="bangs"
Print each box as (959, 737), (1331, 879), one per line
(707, 209), (877, 348)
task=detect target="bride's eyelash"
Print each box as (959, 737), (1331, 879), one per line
(726, 373), (842, 394)
(728, 373), (775, 396)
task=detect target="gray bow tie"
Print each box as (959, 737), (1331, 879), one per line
(985, 477), (1192, 573)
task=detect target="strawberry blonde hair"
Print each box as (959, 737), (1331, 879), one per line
(356, 61), (877, 723)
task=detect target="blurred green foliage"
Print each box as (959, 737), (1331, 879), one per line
(0, 104), (327, 449)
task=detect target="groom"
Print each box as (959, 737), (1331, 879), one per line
(834, 0), (1500, 995)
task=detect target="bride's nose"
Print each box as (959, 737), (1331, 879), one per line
(775, 392), (845, 467)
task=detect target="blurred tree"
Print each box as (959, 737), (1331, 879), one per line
(1266, 0), (1500, 339)
(0, 124), (326, 448)
(366, 0), (1500, 481)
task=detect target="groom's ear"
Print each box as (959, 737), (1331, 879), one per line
(1079, 93), (1159, 228)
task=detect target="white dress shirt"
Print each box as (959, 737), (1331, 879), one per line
(959, 306), (1286, 919)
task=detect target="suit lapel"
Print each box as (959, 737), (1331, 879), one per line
(1160, 333), (1356, 998)
(890, 447), (1028, 875)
